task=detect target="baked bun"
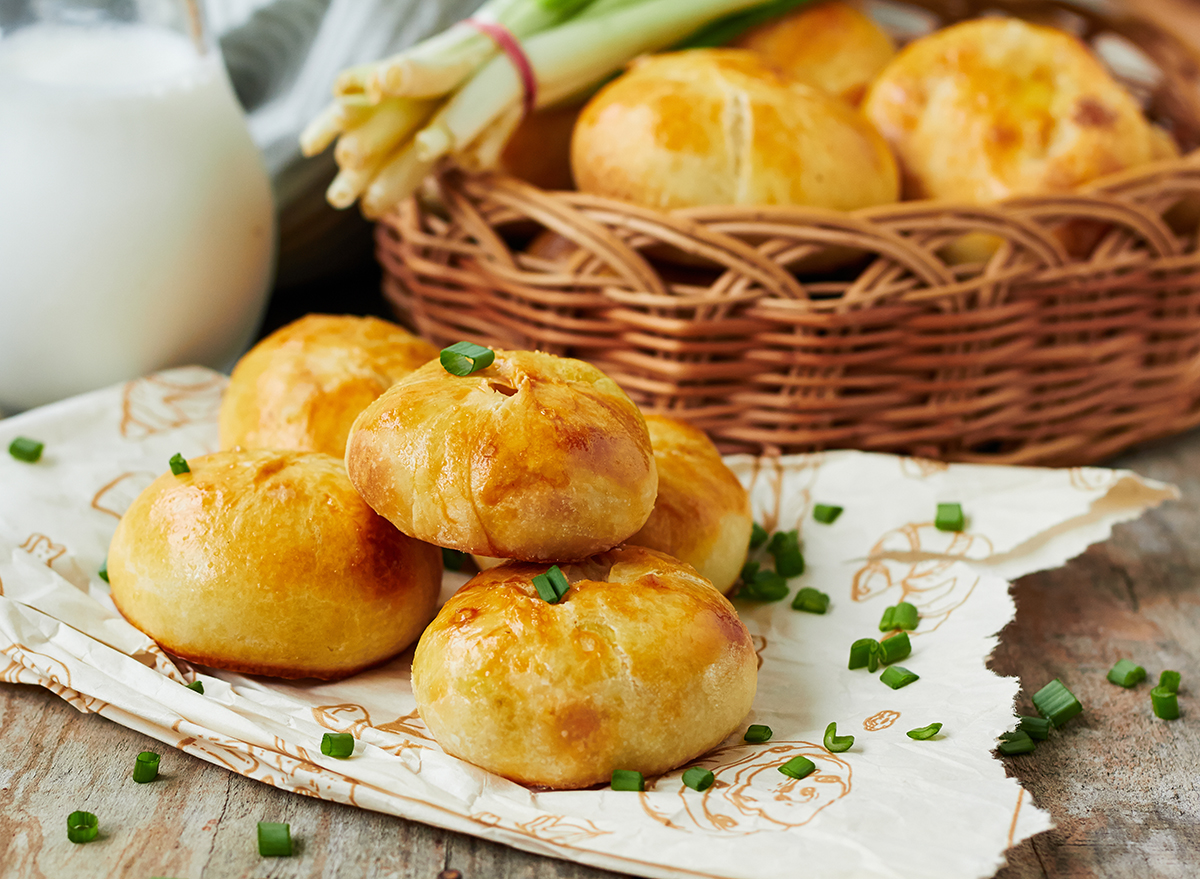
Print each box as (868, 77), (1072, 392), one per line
(107, 449), (441, 680)
(219, 314), (438, 458)
(571, 49), (899, 211)
(345, 348), (657, 561)
(411, 546), (758, 789)
(862, 18), (1158, 203)
(626, 415), (751, 594)
(732, 1), (895, 105)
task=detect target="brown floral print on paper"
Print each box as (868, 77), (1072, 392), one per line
(119, 371), (225, 440)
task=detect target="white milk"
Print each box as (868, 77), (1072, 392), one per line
(0, 24), (276, 412)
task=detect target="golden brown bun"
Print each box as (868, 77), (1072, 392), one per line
(732, 1), (895, 105)
(411, 546), (758, 789)
(345, 349), (657, 561)
(219, 314), (438, 458)
(862, 18), (1158, 203)
(627, 415), (751, 594)
(571, 49), (899, 211)
(107, 449), (442, 680)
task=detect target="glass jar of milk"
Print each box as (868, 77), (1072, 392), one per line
(0, 0), (276, 413)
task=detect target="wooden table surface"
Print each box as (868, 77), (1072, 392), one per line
(2, 423), (1198, 879)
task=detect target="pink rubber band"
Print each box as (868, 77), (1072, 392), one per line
(465, 18), (537, 117)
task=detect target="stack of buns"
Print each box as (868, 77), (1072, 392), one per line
(106, 315), (759, 788)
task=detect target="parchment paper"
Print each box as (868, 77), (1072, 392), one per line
(0, 367), (1178, 879)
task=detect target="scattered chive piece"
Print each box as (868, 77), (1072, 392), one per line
(906, 723), (943, 740)
(610, 769), (645, 791)
(132, 750), (160, 783)
(740, 561), (759, 583)
(1159, 670), (1181, 694)
(681, 766), (715, 792)
(1018, 716), (1051, 741)
(439, 341), (494, 376)
(767, 530), (804, 577)
(749, 522), (768, 549)
(1032, 678), (1082, 727)
(878, 631), (912, 665)
(778, 755), (816, 780)
(1151, 686), (1180, 720)
(441, 548), (466, 571)
(791, 587), (830, 614)
(320, 732), (355, 759)
(8, 436), (44, 463)
(892, 602), (919, 631)
(532, 565), (570, 604)
(66, 810), (98, 844)
(1106, 659), (1147, 688)
(823, 722), (854, 753)
(813, 504), (843, 524)
(98, 560), (109, 584)
(742, 569), (788, 602)
(998, 730), (1036, 755)
(935, 502), (965, 532)
(848, 638), (881, 672)
(744, 724), (773, 743)
(185, 680), (204, 694)
(878, 606), (896, 632)
(168, 453), (190, 475)
(257, 822), (292, 857)
(880, 665), (919, 689)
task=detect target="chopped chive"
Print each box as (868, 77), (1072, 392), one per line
(168, 453), (190, 475)
(848, 638), (880, 672)
(1032, 679), (1082, 727)
(532, 565), (570, 603)
(892, 602), (919, 630)
(742, 569), (788, 602)
(1106, 659), (1146, 688)
(257, 822), (292, 857)
(998, 730), (1036, 755)
(813, 504), (843, 524)
(791, 587), (830, 614)
(935, 502), (964, 532)
(610, 769), (645, 791)
(767, 530), (804, 577)
(823, 721), (854, 753)
(906, 723), (942, 740)
(740, 560), (759, 584)
(744, 724), (773, 743)
(132, 750), (160, 783)
(440, 341), (495, 376)
(681, 766), (714, 791)
(320, 732), (354, 759)
(880, 665), (919, 689)
(66, 810), (98, 844)
(878, 606), (896, 631)
(1018, 715), (1051, 740)
(778, 755), (816, 780)
(1159, 670), (1181, 694)
(98, 560), (109, 584)
(8, 436), (44, 463)
(878, 631), (912, 665)
(441, 548), (466, 571)
(749, 522), (768, 549)
(185, 680), (204, 694)
(1151, 686), (1180, 720)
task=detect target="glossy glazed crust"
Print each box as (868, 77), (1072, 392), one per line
(862, 18), (1157, 203)
(344, 349), (657, 561)
(732, 1), (895, 105)
(107, 449), (442, 680)
(218, 314), (438, 458)
(571, 49), (899, 211)
(411, 546), (758, 789)
(627, 415), (752, 594)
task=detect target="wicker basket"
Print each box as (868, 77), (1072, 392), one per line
(376, 0), (1200, 465)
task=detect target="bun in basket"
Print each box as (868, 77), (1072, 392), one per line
(862, 17), (1159, 202)
(345, 348), (657, 561)
(571, 49), (899, 211)
(411, 546), (758, 789)
(219, 314), (437, 458)
(107, 449), (441, 680)
(627, 415), (752, 594)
